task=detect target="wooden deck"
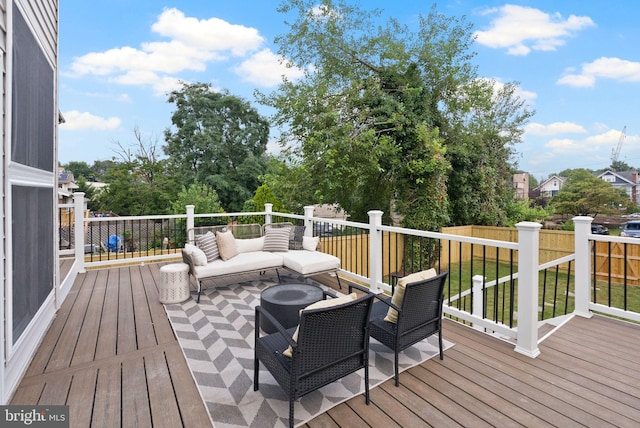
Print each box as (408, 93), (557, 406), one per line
(11, 263), (640, 427)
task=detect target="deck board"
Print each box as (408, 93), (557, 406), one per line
(10, 263), (640, 428)
(122, 358), (152, 427)
(95, 268), (120, 360)
(117, 267), (137, 354)
(71, 269), (107, 366)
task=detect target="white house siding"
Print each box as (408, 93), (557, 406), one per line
(2, 0), (59, 404)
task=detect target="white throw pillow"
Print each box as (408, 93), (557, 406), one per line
(184, 243), (208, 266)
(302, 236), (319, 251)
(283, 293), (358, 358)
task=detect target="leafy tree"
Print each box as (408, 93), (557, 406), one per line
(262, 1), (532, 228)
(550, 169), (630, 218)
(90, 159), (119, 181)
(94, 128), (176, 215)
(171, 182), (224, 216)
(164, 82), (270, 213)
(74, 175), (99, 211)
(259, 156), (317, 214)
(63, 161), (93, 180)
(610, 160), (633, 172)
(504, 199), (553, 227)
(242, 183), (289, 224)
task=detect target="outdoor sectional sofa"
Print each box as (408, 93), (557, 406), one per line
(181, 224), (342, 302)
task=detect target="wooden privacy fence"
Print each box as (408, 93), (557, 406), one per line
(321, 225), (637, 285)
(593, 241), (640, 286)
(319, 232), (403, 280)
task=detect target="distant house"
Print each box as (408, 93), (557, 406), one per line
(534, 175), (566, 198)
(598, 170), (639, 204)
(1, 1), (60, 403)
(512, 172), (529, 199)
(313, 204), (349, 221)
(58, 168), (79, 204)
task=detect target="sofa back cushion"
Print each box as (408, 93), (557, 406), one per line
(236, 236), (265, 253)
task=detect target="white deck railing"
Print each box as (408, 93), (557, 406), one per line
(60, 192), (640, 358)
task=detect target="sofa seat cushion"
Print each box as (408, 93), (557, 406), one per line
(193, 251), (283, 278)
(281, 250), (340, 275)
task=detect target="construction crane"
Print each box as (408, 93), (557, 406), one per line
(611, 125), (627, 165)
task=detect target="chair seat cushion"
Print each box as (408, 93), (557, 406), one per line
(281, 250), (340, 275)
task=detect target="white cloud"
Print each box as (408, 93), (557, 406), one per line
(544, 138), (584, 153)
(557, 57), (640, 87)
(235, 49), (306, 87)
(151, 8), (263, 56)
(525, 121), (587, 136)
(70, 8), (268, 93)
(60, 110), (121, 130)
(584, 129), (625, 146)
(475, 5), (594, 56)
(482, 78), (537, 104)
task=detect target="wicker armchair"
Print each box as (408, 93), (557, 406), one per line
(254, 293), (375, 428)
(352, 271), (448, 386)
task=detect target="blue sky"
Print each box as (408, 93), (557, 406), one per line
(59, 1), (640, 182)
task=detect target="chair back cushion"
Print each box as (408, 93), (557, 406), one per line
(395, 272), (447, 333)
(384, 268), (437, 323)
(283, 292), (357, 357)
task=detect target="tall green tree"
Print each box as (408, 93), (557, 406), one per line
(262, 0), (532, 228)
(94, 128), (175, 215)
(62, 161), (93, 180)
(551, 169), (630, 218)
(171, 182), (224, 216)
(164, 83), (270, 213)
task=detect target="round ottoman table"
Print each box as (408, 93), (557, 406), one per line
(159, 263), (191, 304)
(260, 283), (324, 333)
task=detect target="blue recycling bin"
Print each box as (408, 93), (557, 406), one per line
(106, 235), (122, 252)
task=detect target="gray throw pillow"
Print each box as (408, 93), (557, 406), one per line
(289, 226), (305, 250)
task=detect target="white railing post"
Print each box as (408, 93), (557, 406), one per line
(304, 206), (315, 237)
(73, 192), (86, 273)
(514, 221), (542, 358)
(186, 205), (195, 244)
(472, 275), (485, 332)
(368, 210), (384, 293)
(573, 216), (594, 318)
(265, 203), (273, 226)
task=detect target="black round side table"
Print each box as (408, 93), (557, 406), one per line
(259, 283), (324, 333)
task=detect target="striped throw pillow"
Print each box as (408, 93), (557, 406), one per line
(195, 231), (219, 262)
(263, 227), (291, 252)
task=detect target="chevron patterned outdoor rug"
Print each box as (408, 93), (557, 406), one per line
(164, 275), (453, 428)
